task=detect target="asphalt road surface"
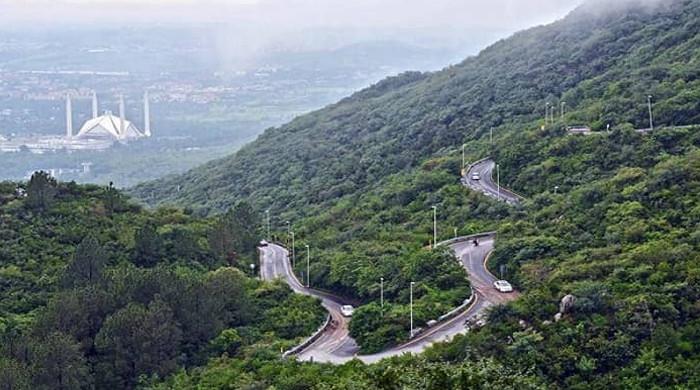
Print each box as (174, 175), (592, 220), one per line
(259, 235), (518, 364)
(464, 159), (523, 205)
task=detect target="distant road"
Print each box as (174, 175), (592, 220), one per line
(260, 235), (518, 364)
(464, 159), (523, 205)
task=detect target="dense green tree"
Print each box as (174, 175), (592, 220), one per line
(29, 332), (91, 390)
(133, 223), (163, 268)
(62, 236), (105, 288)
(0, 358), (30, 390)
(209, 202), (260, 264)
(95, 298), (182, 389)
(25, 171), (57, 211)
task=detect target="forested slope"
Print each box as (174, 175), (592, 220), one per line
(121, 0), (700, 387)
(132, 0), (700, 215)
(0, 175), (324, 388)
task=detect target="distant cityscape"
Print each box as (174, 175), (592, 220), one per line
(0, 29), (463, 185)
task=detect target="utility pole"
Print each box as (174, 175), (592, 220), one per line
(561, 101), (566, 121)
(545, 102), (550, 125)
(432, 205), (438, 249)
(647, 95), (654, 131)
(265, 210), (270, 241)
(550, 104), (555, 124)
(286, 221), (291, 247)
(490, 127), (493, 146)
(291, 232), (296, 268)
(461, 144), (466, 171)
(380, 277), (384, 312)
(305, 244), (310, 288)
(410, 281), (415, 338)
(497, 164), (501, 201)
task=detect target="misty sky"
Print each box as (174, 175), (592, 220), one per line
(0, 0), (587, 69)
(1, 0), (583, 30)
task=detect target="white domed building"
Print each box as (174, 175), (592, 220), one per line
(77, 111), (145, 140)
(74, 92), (151, 141)
(0, 91), (152, 153)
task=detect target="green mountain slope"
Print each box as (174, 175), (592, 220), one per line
(6, 0), (700, 388)
(132, 0), (700, 215)
(130, 0), (700, 359)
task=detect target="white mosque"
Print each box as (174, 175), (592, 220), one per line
(0, 91), (152, 153)
(71, 91), (151, 140)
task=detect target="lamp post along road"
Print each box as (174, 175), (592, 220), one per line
(291, 232), (296, 268)
(648, 95), (654, 131)
(286, 221), (291, 244)
(432, 206), (438, 249)
(410, 281), (415, 338)
(561, 101), (566, 121)
(497, 164), (501, 201)
(380, 277), (384, 315)
(304, 245), (310, 287)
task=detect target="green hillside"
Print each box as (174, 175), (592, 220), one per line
(132, 0), (700, 214)
(131, 0), (700, 348)
(4, 0), (700, 388)
(0, 176), (324, 388)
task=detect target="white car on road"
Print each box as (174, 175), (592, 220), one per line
(471, 172), (481, 181)
(493, 280), (514, 293)
(259, 240), (269, 247)
(340, 305), (355, 317)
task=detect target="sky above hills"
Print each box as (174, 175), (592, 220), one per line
(1, 0), (583, 30)
(0, 0), (589, 68)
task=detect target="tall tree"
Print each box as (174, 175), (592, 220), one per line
(208, 202), (259, 264)
(63, 236), (105, 288)
(25, 171), (57, 211)
(0, 358), (30, 390)
(133, 223), (162, 268)
(95, 298), (182, 389)
(29, 332), (92, 390)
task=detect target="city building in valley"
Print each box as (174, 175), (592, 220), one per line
(0, 91), (152, 153)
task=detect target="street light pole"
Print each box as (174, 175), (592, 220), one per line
(265, 210), (270, 240)
(291, 231), (295, 268)
(648, 95), (654, 131)
(432, 205), (437, 249)
(380, 277), (384, 310)
(285, 221), (291, 247)
(305, 244), (310, 288)
(496, 164), (501, 201)
(561, 101), (566, 121)
(410, 281), (415, 338)
(461, 144), (466, 171)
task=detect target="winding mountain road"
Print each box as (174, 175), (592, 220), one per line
(463, 159), (523, 205)
(259, 159), (521, 364)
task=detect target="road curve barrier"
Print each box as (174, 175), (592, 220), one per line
(408, 233), (496, 339)
(436, 232), (497, 248)
(282, 313), (332, 358)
